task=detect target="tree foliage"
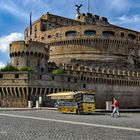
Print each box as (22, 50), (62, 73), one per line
(0, 64), (32, 72)
(52, 69), (65, 75)
(0, 64), (18, 71)
(18, 67), (32, 71)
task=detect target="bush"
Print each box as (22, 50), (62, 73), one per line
(18, 67), (33, 71)
(0, 64), (18, 71)
(52, 69), (65, 75)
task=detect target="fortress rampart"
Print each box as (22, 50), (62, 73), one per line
(0, 64), (140, 108)
(1, 7), (140, 108)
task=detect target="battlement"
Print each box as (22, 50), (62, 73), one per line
(10, 40), (48, 54)
(75, 12), (109, 24)
(9, 41), (49, 72)
(63, 64), (140, 80)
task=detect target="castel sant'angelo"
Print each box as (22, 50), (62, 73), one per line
(0, 4), (140, 109)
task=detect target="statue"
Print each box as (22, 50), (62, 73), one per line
(75, 4), (83, 14)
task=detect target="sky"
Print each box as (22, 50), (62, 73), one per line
(0, 0), (140, 68)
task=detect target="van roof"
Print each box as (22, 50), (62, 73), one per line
(47, 90), (95, 100)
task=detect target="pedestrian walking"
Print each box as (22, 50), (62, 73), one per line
(111, 97), (120, 117)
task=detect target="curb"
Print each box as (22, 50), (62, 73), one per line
(0, 108), (140, 112)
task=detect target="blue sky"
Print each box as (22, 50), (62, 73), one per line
(0, 0), (140, 67)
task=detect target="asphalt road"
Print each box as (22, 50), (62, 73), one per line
(0, 110), (140, 140)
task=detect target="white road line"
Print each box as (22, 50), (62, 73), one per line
(0, 113), (140, 132)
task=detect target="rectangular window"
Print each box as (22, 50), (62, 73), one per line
(0, 74), (3, 79)
(121, 32), (124, 37)
(52, 76), (54, 80)
(41, 20), (47, 31)
(39, 75), (42, 79)
(15, 74), (19, 78)
(83, 84), (86, 88)
(68, 77), (70, 82)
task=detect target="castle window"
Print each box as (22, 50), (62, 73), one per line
(41, 20), (47, 31)
(51, 88), (53, 93)
(52, 76), (54, 80)
(41, 68), (44, 72)
(103, 31), (115, 36)
(16, 60), (19, 66)
(37, 60), (40, 66)
(56, 33), (60, 38)
(65, 31), (76, 37)
(0, 74), (3, 79)
(121, 32), (124, 37)
(15, 74), (19, 79)
(68, 77), (70, 82)
(48, 35), (51, 38)
(39, 75), (42, 79)
(128, 33), (136, 40)
(84, 30), (96, 36)
(83, 84), (86, 88)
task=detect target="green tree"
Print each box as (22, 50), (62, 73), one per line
(0, 64), (18, 71)
(52, 69), (65, 75)
(18, 67), (33, 71)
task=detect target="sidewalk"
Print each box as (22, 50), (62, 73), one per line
(0, 107), (140, 112)
(96, 109), (140, 112)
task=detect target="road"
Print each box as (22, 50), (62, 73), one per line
(0, 110), (140, 140)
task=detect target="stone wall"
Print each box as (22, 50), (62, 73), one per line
(0, 65), (140, 108)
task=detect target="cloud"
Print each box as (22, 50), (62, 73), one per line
(0, 33), (23, 53)
(112, 14), (140, 25)
(0, 0), (49, 21)
(108, 0), (130, 12)
(94, 0), (131, 16)
(0, 1), (29, 20)
(0, 61), (6, 68)
(118, 15), (140, 23)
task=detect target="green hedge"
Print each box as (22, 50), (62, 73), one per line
(0, 64), (18, 71)
(0, 64), (32, 72)
(18, 67), (32, 71)
(52, 69), (65, 75)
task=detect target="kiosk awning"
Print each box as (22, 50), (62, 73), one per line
(47, 91), (77, 100)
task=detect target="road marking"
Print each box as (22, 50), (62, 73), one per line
(0, 113), (140, 132)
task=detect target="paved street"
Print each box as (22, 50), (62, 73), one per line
(0, 110), (140, 140)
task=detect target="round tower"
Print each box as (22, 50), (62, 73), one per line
(9, 41), (49, 72)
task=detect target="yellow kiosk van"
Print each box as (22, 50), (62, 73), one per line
(47, 90), (95, 114)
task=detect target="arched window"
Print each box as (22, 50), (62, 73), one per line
(65, 31), (76, 37)
(103, 31), (115, 36)
(84, 30), (96, 36)
(128, 33), (136, 39)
